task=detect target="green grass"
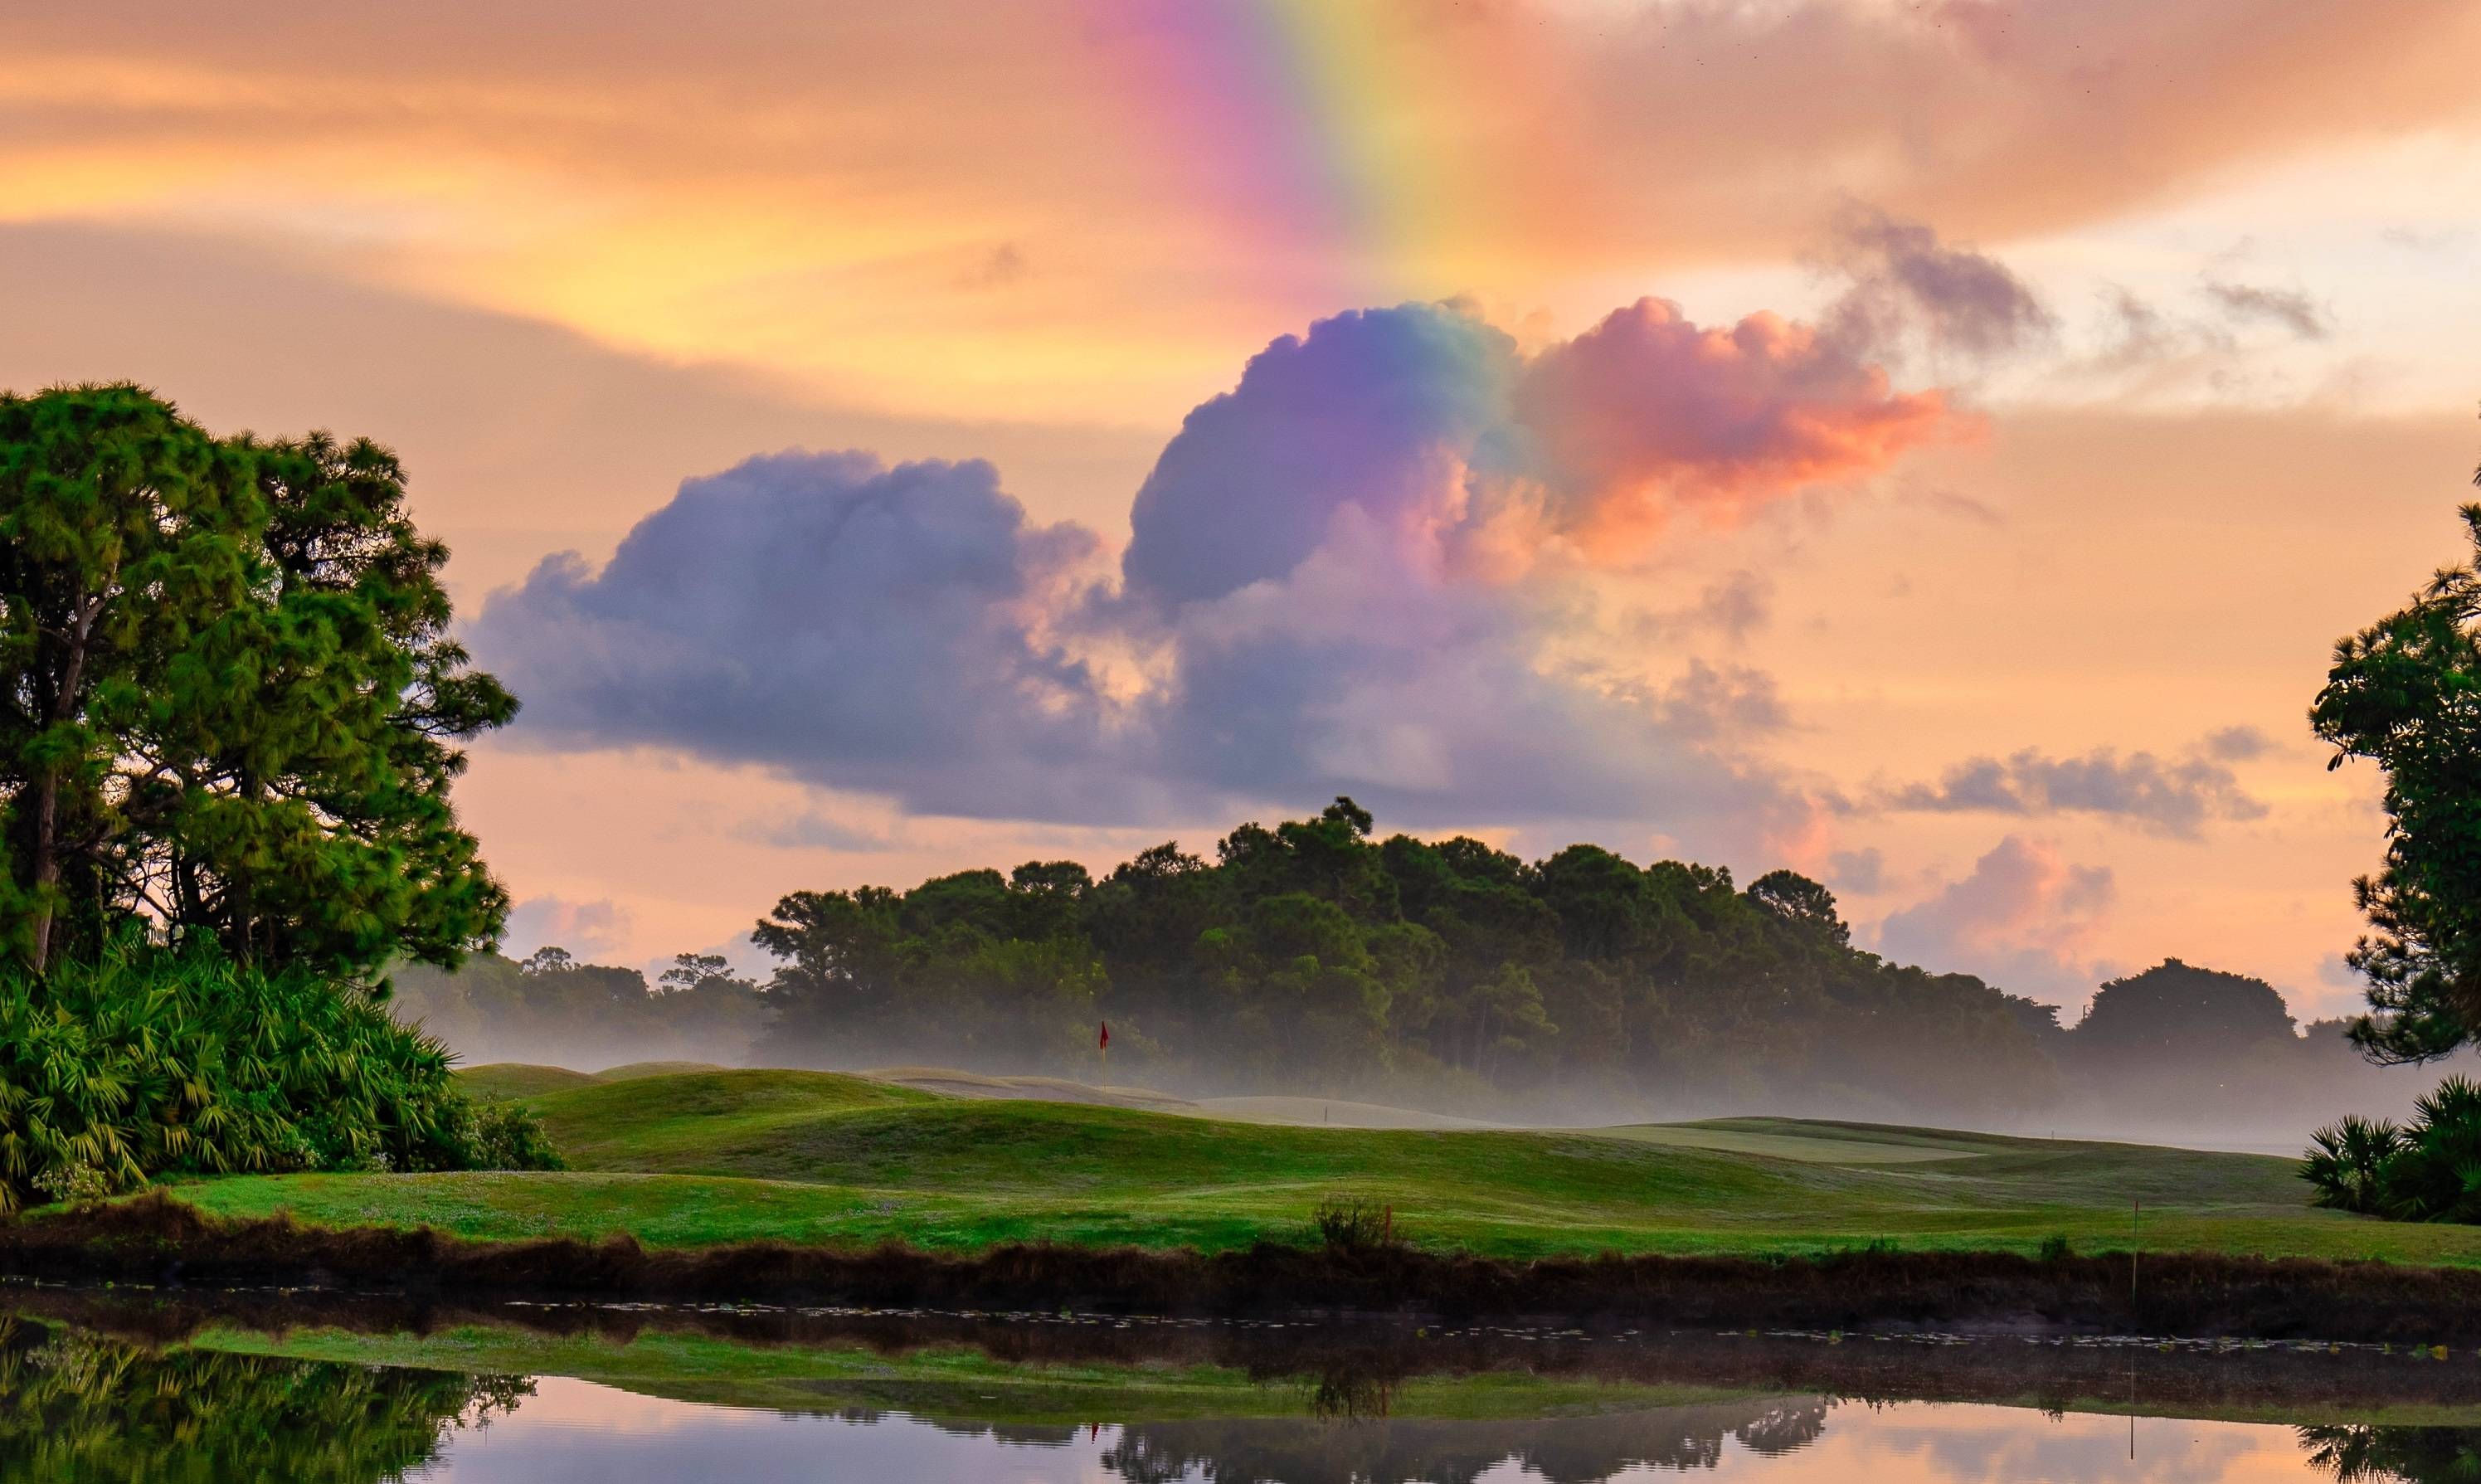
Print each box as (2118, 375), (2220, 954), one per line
(455, 1063), (600, 1102)
(143, 1066), (2481, 1267)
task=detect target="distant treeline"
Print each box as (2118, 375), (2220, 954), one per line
(392, 798), (2432, 1136)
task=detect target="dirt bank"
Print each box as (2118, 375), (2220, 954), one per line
(8, 1193), (2481, 1346)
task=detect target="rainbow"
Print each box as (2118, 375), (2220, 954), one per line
(1079, 1), (1544, 294)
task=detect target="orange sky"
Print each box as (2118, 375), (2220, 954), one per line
(3, 0), (2478, 1015)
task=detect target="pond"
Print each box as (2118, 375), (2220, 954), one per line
(3, 1287), (2476, 1482)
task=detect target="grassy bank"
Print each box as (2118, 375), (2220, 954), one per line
(140, 1067), (2481, 1266)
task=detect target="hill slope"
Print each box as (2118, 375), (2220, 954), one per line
(167, 1068), (2481, 1267)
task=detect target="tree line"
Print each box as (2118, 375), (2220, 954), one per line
(398, 807), (2417, 1136)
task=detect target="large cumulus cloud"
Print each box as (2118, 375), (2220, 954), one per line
(475, 450), (1138, 820)
(476, 290), (1964, 838)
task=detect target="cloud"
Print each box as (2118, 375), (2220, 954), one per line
(2083, 271), (2331, 386)
(1819, 206), (2055, 364)
(1874, 836), (2116, 998)
(503, 895), (633, 959)
(1627, 571), (1775, 647)
(473, 450), (1137, 820)
(1651, 660), (1791, 742)
(1880, 741), (2268, 838)
(1122, 299), (1959, 606)
(735, 810), (906, 853)
(1515, 299), (1963, 553)
(2202, 279), (2331, 340)
(476, 294), (1949, 841)
(1120, 306), (1520, 608)
(3, 0), (2474, 434)
(2201, 724), (2274, 761)
(1827, 847), (1888, 895)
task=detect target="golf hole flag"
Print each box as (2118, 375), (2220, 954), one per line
(1099, 1021), (1110, 1051)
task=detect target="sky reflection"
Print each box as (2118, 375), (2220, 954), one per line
(409, 1378), (2367, 1483)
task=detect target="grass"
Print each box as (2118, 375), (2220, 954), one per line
(134, 1065), (2481, 1267)
(455, 1063), (599, 1101)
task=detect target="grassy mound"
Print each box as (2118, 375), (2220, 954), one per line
(593, 1061), (728, 1082)
(455, 1064), (600, 1102)
(148, 1068), (2481, 1266)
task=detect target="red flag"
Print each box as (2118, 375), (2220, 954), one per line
(1099, 1020), (1111, 1050)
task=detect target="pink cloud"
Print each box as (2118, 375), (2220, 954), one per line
(1874, 835), (2117, 999)
(1515, 299), (1965, 554)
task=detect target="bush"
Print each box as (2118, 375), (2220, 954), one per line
(1311, 1195), (1399, 1253)
(2302, 1078), (2481, 1223)
(2303, 1114), (2407, 1215)
(0, 946), (561, 1214)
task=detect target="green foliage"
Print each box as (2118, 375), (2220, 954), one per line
(2070, 958), (2297, 1059)
(747, 795), (2062, 1115)
(2303, 1115), (2406, 1215)
(2310, 494), (2481, 1062)
(0, 385), (513, 980)
(2303, 1077), (2481, 1224)
(0, 944), (559, 1214)
(1311, 1194), (1399, 1253)
(0, 1317), (528, 1482)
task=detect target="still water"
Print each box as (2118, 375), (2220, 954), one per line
(408, 1380), (2469, 1482)
(2, 1292), (2475, 1482)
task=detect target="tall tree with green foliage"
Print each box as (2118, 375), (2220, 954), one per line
(2311, 486), (2481, 1062)
(0, 386), (513, 979)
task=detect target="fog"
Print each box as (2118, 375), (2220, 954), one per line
(393, 952), (2454, 1156)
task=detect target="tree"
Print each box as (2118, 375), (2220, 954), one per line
(659, 952), (733, 993)
(2069, 958), (2297, 1064)
(0, 387), (259, 970)
(133, 431), (516, 976)
(1744, 869), (1849, 948)
(0, 386), (513, 978)
(2311, 493), (2481, 1061)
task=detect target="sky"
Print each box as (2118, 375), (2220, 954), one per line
(4, 0), (2479, 1017)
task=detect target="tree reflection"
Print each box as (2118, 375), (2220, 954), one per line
(0, 1317), (529, 1482)
(2302, 1424), (2481, 1482)
(1103, 1396), (1832, 1484)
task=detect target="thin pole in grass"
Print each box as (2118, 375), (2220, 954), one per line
(2130, 1198), (2140, 1312)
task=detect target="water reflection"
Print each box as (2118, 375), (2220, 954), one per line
(2301, 1426), (2481, 1482)
(1103, 1399), (1829, 1483)
(0, 1316), (525, 1482)
(0, 1298), (2474, 1483)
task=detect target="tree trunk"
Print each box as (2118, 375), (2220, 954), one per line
(28, 591), (100, 975)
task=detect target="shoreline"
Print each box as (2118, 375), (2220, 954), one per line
(10, 1193), (2481, 1346)
(12, 1278), (2481, 1430)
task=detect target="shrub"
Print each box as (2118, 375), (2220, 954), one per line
(2036, 1234), (2074, 1262)
(1311, 1195), (1399, 1253)
(2303, 1114), (2407, 1214)
(2302, 1078), (2481, 1223)
(0, 945), (561, 1214)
